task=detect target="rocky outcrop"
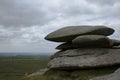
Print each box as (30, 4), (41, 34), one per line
(44, 25), (120, 80)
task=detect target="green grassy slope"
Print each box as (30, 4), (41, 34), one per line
(0, 58), (49, 80)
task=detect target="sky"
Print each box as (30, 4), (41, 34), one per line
(0, 0), (120, 54)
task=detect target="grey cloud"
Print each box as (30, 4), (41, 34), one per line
(0, 0), (54, 27)
(58, 0), (94, 16)
(86, 0), (120, 6)
(86, 0), (120, 16)
(45, 0), (96, 18)
(0, 25), (44, 44)
(1, 0), (120, 28)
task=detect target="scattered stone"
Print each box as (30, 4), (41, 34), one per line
(91, 68), (120, 80)
(72, 35), (113, 48)
(48, 48), (120, 70)
(45, 26), (114, 42)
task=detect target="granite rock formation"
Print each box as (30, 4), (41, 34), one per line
(44, 25), (120, 79)
(48, 48), (120, 70)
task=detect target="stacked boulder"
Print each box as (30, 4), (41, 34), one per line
(45, 25), (120, 79)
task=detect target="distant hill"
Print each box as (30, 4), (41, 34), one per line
(0, 53), (50, 58)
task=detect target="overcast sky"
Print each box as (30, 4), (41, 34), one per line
(0, 0), (120, 54)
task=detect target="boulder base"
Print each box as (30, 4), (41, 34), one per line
(48, 48), (120, 70)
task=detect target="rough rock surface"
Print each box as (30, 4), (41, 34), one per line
(91, 68), (120, 80)
(56, 42), (73, 50)
(48, 48), (120, 70)
(51, 48), (109, 59)
(45, 26), (114, 42)
(72, 35), (113, 48)
(112, 39), (120, 46)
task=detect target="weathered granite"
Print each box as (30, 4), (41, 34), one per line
(72, 35), (113, 48)
(51, 48), (109, 59)
(48, 48), (120, 70)
(56, 42), (73, 50)
(45, 26), (114, 42)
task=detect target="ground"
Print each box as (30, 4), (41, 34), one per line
(24, 66), (120, 80)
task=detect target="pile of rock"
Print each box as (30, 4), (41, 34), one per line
(45, 25), (120, 80)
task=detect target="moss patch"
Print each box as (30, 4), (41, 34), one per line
(23, 66), (119, 80)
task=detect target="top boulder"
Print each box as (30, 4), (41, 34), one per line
(45, 26), (114, 42)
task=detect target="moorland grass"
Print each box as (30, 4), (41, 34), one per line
(0, 58), (49, 80)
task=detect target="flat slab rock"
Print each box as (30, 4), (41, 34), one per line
(91, 68), (120, 80)
(56, 39), (120, 50)
(48, 48), (120, 70)
(72, 35), (113, 48)
(56, 42), (73, 50)
(45, 26), (114, 42)
(51, 48), (112, 59)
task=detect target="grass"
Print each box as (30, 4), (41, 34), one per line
(24, 66), (119, 80)
(0, 57), (49, 80)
